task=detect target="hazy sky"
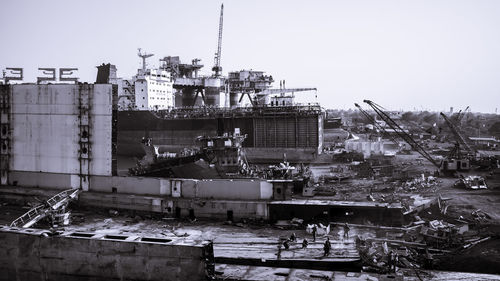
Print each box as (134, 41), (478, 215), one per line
(1, 0), (499, 113)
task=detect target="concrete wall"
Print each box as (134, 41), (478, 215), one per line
(0, 226), (212, 281)
(89, 175), (273, 200)
(183, 179), (273, 200)
(9, 171), (72, 190)
(7, 169), (273, 201)
(79, 192), (269, 220)
(10, 84), (114, 177)
(90, 175), (171, 196)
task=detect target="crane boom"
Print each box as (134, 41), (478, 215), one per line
(440, 112), (475, 156)
(212, 4), (224, 77)
(453, 106), (469, 124)
(363, 100), (441, 169)
(354, 103), (400, 147)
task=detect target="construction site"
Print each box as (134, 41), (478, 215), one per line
(1, 2), (500, 281)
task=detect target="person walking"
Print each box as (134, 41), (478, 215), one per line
(323, 237), (331, 257)
(343, 222), (350, 240)
(312, 224), (317, 242)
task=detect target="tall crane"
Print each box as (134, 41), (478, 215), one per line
(363, 100), (441, 169)
(453, 106), (469, 125)
(440, 112), (475, 157)
(212, 4), (224, 77)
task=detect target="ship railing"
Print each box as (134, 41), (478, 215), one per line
(150, 103), (322, 119)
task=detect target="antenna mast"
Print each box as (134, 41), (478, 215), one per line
(137, 48), (154, 72)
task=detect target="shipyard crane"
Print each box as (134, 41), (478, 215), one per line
(138, 48), (154, 72)
(363, 100), (441, 169)
(212, 4), (224, 77)
(354, 103), (401, 147)
(440, 112), (476, 157)
(453, 106), (470, 125)
(242, 88), (317, 106)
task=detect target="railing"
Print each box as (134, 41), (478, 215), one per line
(10, 204), (46, 228)
(10, 188), (81, 228)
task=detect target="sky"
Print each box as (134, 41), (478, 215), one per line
(1, 0), (499, 113)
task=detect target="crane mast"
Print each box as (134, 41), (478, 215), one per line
(212, 4), (224, 77)
(363, 100), (441, 169)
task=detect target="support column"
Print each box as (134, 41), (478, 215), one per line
(0, 85), (10, 185)
(78, 85), (91, 191)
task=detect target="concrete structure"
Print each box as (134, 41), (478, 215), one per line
(135, 69), (174, 110)
(0, 84), (117, 190)
(0, 225), (214, 281)
(345, 139), (400, 158)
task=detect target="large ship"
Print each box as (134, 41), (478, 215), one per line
(103, 5), (324, 164)
(117, 104), (323, 163)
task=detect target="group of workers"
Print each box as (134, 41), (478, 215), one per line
(277, 222), (351, 259)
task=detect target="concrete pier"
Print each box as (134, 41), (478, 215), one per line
(0, 225), (214, 281)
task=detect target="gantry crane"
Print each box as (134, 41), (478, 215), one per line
(212, 4), (224, 77)
(363, 100), (441, 169)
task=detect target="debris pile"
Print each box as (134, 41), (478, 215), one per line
(403, 174), (439, 191)
(356, 194), (496, 274)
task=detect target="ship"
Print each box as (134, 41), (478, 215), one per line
(117, 104), (323, 163)
(97, 56), (324, 164)
(99, 5), (324, 164)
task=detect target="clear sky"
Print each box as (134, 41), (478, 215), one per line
(1, 0), (499, 113)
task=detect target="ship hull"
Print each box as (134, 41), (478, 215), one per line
(117, 107), (323, 163)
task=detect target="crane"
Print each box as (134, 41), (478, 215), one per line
(440, 112), (476, 157)
(363, 100), (441, 169)
(453, 106), (469, 125)
(137, 48), (154, 72)
(212, 4), (224, 77)
(354, 103), (401, 147)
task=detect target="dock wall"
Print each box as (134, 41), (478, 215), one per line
(0, 84), (117, 190)
(0, 225), (213, 281)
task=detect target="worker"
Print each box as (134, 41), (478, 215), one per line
(290, 232), (296, 242)
(283, 239), (290, 250)
(393, 252), (399, 272)
(312, 224), (317, 242)
(277, 242), (282, 260)
(302, 238), (309, 249)
(343, 222), (350, 240)
(323, 237), (331, 256)
(387, 251), (394, 272)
